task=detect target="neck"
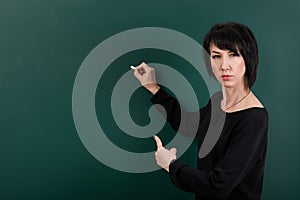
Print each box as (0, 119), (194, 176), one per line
(222, 86), (250, 109)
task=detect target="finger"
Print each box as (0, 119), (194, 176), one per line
(133, 67), (139, 75)
(138, 62), (151, 71)
(133, 66), (145, 78)
(130, 65), (136, 70)
(141, 62), (153, 73)
(153, 135), (163, 149)
(134, 66), (146, 76)
(138, 61), (146, 67)
(170, 148), (177, 155)
(135, 65), (144, 71)
(133, 69), (142, 79)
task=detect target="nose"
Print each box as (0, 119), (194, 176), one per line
(220, 56), (231, 71)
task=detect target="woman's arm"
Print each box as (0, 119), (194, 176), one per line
(133, 62), (202, 137)
(151, 89), (202, 138)
(168, 110), (268, 198)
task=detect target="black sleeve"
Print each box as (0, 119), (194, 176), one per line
(151, 88), (205, 137)
(168, 111), (268, 198)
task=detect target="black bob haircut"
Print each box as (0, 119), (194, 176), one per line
(203, 22), (259, 88)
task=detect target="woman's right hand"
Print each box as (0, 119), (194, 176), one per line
(133, 62), (160, 95)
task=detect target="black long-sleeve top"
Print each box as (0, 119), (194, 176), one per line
(151, 89), (268, 200)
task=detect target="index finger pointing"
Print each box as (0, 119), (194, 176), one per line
(153, 135), (163, 149)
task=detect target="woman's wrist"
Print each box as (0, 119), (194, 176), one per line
(166, 158), (177, 173)
(144, 83), (160, 95)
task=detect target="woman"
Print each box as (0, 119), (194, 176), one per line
(133, 22), (268, 200)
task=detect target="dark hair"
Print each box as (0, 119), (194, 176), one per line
(203, 22), (259, 88)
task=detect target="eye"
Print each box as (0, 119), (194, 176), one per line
(230, 53), (240, 57)
(211, 55), (221, 59)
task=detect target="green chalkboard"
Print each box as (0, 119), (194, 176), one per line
(1, 0), (299, 199)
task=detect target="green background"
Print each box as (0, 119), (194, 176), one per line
(1, 0), (299, 199)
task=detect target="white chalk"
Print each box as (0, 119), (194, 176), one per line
(130, 66), (136, 70)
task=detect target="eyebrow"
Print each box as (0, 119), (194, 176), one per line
(211, 50), (239, 54)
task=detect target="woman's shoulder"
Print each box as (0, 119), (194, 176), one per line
(223, 91), (268, 120)
(228, 107), (269, 128)
(225, 91), (266, 114)
(247, 91), (264, 108)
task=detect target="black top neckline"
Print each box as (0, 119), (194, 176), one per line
(212, 91), (266, 115)
(223, 107), (266, 114)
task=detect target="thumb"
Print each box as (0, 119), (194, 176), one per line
(133, 68), (142, 79)
(170, 148), (177, 155)
(153, 135), (163, 149)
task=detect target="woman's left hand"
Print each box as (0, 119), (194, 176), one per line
(153, 135), (177, 172)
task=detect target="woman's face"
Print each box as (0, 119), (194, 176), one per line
(210, 44), (246, 89)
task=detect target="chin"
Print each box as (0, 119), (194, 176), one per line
(222, 83), (235, 88)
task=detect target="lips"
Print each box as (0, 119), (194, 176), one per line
(221, 75), (233, 78)
(221, 75), (233, 80)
